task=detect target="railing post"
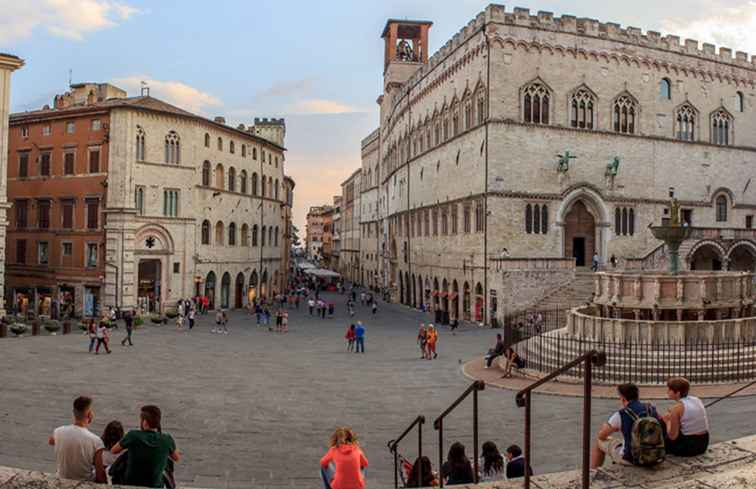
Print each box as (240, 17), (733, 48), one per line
(438, 418), (444, 488)
(473, 386), (479, 483)
(393, 444), (398, 489)
(583, 355), (592, 489)
(418, 418), (423, 489)
(524, 390), (531, 489)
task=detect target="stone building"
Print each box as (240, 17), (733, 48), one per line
(8, 82), (291, 316)
(359, 129), (381, 289)
(339, 169), (361, 282)
(353, 6), (756, 325)
(331, 195), (342, 270)
(305, 205), (329, 261)
(282, 176), (296, 283)
(0, 53), (24, 317)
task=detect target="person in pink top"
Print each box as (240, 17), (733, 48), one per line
(319, 427), (368, 489)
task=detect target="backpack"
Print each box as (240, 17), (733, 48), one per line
(624, 404), (666, 467)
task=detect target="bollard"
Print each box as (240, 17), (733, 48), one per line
(0, 323), (6, 338)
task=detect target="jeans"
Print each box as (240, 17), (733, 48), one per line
(89, 337), (96, 352)
(121, 328), (133, 346)
(356, 337), (365, 353)
(320, 464), (365, 489)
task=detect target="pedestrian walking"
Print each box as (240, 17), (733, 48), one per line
(417, 324), (428, 359)
(426, 324), (438, 359)
(355, 321), (366, 353)
(308, 298), (315, 316)
(281, 311), (289, 333)
(220, 310), (229, 334)
(371, 302), (378, 315)
(188, 308), (195, 330)
(345, 324), (356, 352)
(213, 309), (222, 333)
(121, 312), (134, 346)
(87, 319), (97, 353)
(95, 322), (111, 354)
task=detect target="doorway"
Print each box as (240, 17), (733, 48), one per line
(138, 259), (161, 312)
(573, 237), (586, 267)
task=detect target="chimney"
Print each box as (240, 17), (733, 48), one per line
(87, 89), (97, 105)
(214, 116), (226, 125)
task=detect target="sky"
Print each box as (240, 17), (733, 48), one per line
(3, 0), (756, 232)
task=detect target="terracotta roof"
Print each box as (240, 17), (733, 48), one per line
(10, 96), (285, 151)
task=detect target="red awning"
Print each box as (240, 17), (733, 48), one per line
(439, 292), (448, 298)
(448, 292), (458, 300)
(432, 291), (439, 297)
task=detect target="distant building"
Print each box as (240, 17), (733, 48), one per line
(339, 169), (361, 283)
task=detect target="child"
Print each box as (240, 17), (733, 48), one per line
(346, 324), (356, 352)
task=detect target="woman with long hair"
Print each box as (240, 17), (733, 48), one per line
(319, 427), (368, 489)
(479, 441), (505, 482)
(94, 420), (125, 483)
(441, 442), (474, 485)
(406, 455), (437, 487)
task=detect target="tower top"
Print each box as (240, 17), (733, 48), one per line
(381, 19), (433, 73)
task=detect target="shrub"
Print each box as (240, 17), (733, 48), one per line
(165, 308), (179, 319)
(79, 321), (89, 331)
(134, 316), (145, 327)
(44, 320), (61, 333)
(150, 314), (163, 324)
(10, 324), (28, 336)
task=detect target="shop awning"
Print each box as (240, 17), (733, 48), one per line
(305, 268), (341, 278)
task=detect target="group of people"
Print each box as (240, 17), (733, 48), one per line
(344, 322), (366, 353)
(592, 378), (710, 469)
(309, 298), (336, 318)
(416, 323), (439, 360)
(49, 396), (179, 488)
(483, 333), (525, 377)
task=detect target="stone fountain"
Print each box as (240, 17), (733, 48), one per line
(649, 197), (691, 274)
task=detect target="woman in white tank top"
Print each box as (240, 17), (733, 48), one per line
(663, 377), (710, 457)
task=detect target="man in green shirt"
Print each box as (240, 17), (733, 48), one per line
(112, 405), (180, 488)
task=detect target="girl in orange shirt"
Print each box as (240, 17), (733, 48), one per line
(320, 427), (368, 489)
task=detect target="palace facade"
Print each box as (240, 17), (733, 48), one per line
(348, 6), (756, 325)
(8, 83), (291, 316)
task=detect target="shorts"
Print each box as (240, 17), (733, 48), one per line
(597, 436), (631, 465)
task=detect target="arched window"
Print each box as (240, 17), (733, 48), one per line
(533, 204), (541, 232)
(242, 144), (247, 157)
(261, 175), (267, 196)
(526, 203), (549, 234)
(252, 147), (257, 160)
(202, 161), (211, 186)
(229, 141), (235, 154)
(268, 226), (273, 245)
(615, 207), (636, 235)
(570, 87), (595, 129)
(241, 224), (249, 246)
(215, 164), (224, 189)
(660, 78), (672, 100)
(252, 225), (258, 246)
(711, 108), (733, 146)
(228, 222), (237, 246)
(477, 93), (486, 125)
(135, 187), (144, 215)
(274, 178), (279, 200)
(268, 177), (273, 197)
(204, 133), (210, 147)
(629, 209), (635, 235)
(675, 103), (697, 141)
(136, 126), (146, 161)
(613, 93), (638, 134)
(261, 225), (267, 246)
(217, 137), (223, 151)
(737, 91), (745, 113)
(252, 173), (258, 196)
(716, 195), (728, 222)
(274, 226), (279, 246)
(164, 131), (180, 164)
(615, 208), (621, 235)
(228, 167), (236, 192)
(622, 208), (628, 235)
(522, 80), (551, 124)
(240, 170), (248, 193)
(475, 200), (484, 232)
(541, 204), (548, 233)
(215, 221), (224, 245)
(201, 220), (211, 244)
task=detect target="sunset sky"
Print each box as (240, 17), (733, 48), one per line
(3, 0), (756, 233)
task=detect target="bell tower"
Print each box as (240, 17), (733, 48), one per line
(381, 19), (432, 87)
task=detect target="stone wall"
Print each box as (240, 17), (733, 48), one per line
(492, 259), (575, 316)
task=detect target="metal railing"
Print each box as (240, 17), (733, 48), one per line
(515, 350), (606, 489)
(387, 415), (425, 489)
(705, 378), (756, 409)
(433, 380), (485, 488)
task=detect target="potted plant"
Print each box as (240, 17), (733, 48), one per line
(10, 323), (28, 337)
(79, 321), (89, 332)
(165, 308), (179, 319)
(44, 320), (61, 335)
(150, 314), (163, 325)
(134, 316), (145, 328)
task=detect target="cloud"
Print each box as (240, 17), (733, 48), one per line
(661, 1), (756, 54)
(0, 0), (140, 43)
(286, 99), (363, 115)
(113, 76), (223, 114)
(255, 79), (315, 99)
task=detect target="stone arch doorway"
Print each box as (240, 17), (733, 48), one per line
(563, 200), (596, 267)
(204, 271), (216, 310)
(248, 270), (258, 304)
(261, 270), (268, 298)
(405, 272), (411, 306)
(417, 274), (424, 309)
(727, 242), (756, 272)
(451, 280), (459, 322)
(474, 282), (484, 322)
(411, 274), (417, 308)
(138, 259), (162, 313)
(399, 272), (404, 304)
(220, 272), (231, 309)
(433, 277), (440, 311)
(234, 273), (245, 308)
(689, 243), (725, 271)
(463, 282), (471, 321)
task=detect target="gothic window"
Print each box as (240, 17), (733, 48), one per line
(435, 122), (441, 145)
(228, 167), (236, 192)
(252, 224), (258, 246)
(451, 204), (458, 234)
(261, 225), (266, 246)
(477, 93), (486, 125)
(217, 137), (223, 151)
(660, 78), (672, 100)
(268, 177), (273, 197)
(202, 161), (211, 186)
(136, 126), (146, 161)
(463, 204), (471, 233)
(201, 220), (210, 244)
(526, 203), (549, 234)
(275, 178), (279, 200)
(215, 164), (224, 189)
(570, 87), (595, 129)
(711, 108), (733, 146)
(675, 103), (697, 141)
(252, 172), (258, 196)
(441, 206), (448, 235)
(432, 208), (438, 236)
(716, 195), (728, 222)
(262, 175), (267, 196)
(164, 131), (180, 164)
(215, 221), (224, 245)
(229, 141), (235, 154)
(204, 133), (210, 147)
(443, 118), (449, 141)
(613, 93), (638, 134)
(615, 207), (636, 235)
(241, 224), (249, 246)
(228, 222), (237, 246)
(424, 209), (430, 236)
(274, 226), (279, 247)
(135, 187), (145, 215)
(464, 102), (472, 130)
(240, 170), (248, 193)
(737, 91), (745, 113)
(475, 201), (484, 232)
(268, 226), (273, 245)
(522, 80), (551, 124)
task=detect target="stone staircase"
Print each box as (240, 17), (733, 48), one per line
(530, 270), (595, 310)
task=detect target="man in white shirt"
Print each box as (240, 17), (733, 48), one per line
(48, 396), (105, 482)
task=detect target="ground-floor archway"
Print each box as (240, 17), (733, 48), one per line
(689, 243), (725, 271)
(563, 200), (596, 267)
(138, 259), (162, 313)
(248, 270), (258, 304)
(205, 271), (216, 309)
(235, 273), (245, 308)
(221, 272), (231, 309)
(727, 242), (756, 272)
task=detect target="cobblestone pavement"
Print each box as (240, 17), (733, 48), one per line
(1, 292), (756, 489)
